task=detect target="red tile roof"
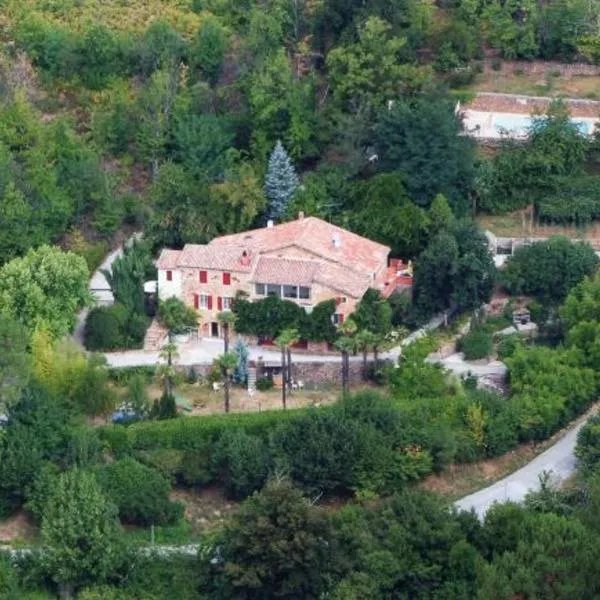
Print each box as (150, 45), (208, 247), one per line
(156, 249), (181, 270)
(178, 245), (254, 272)
(250, 257), (319, 286)
(315, 263), (371, 298)
(209, 216), (390, 275)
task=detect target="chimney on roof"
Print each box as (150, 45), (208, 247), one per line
(240, 249), (251, 267)
(298, 211), (304, 220)
(267, 220), (274, 228)
(332, 233), (341, 248)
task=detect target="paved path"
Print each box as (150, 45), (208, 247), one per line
(427, 352), (508, 378)
(455, 409), (595, 519)
(72, 234), (141, 345)
(104, 313), (453, 369)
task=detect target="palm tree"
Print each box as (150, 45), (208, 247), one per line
(275, 328), (299, 409)
(335, 318), (357, 396)
(156, 342), (179, 397)
(355, 329), (376, 381)
(217, 311), (237, 353)
(216, 351), (238, 413)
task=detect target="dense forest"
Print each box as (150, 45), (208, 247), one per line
(2, 0), (600, 598)
(1, 0), (600, 272)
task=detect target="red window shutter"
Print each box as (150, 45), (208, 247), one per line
(166, 270), (172, 281)
(217, 296), (223, 310)
(339, 314), (345, 324)
(335, 296), (342, 305)
(223, 272), (231, 285)
(193, 294), (199, 310)
(207, 295), (213, 310)
(199, 270), (207, 283)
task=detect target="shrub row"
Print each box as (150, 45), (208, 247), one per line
(99, 340), (599, 502)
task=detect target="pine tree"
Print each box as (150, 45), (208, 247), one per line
(233, 338), (249, 385)
(264, 140), (299, 222)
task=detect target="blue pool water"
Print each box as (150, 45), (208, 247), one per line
(493, 114), (592, 136)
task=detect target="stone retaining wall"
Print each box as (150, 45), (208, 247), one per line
(181, 360), (390, 387)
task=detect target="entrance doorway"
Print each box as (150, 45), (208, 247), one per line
(211, 322), (219, 338)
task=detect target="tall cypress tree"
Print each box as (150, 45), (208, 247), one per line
(264, 140), (299, 222)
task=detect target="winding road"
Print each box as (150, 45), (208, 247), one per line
(455, 407), (596, 518)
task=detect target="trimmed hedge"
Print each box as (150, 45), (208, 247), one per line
(99, 407), (314, 454)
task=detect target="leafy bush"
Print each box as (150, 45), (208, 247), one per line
(576, 415), (600, 474)
(458, 328), (493, 360)
(212, 429), (269, 499)
(497, 334), (523, 360)
(256, 376), (273, 391)
(85, 304), (149, 351)
(94, 457), (183, 526)
(501, 238), (598, 303)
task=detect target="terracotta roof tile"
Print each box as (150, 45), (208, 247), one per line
(156, 249), (181, 270)
(178, 245), (254, 272)
(250, 257), (319, 286)
(315, 263), (371, 298)
(209, 217), (390, 275)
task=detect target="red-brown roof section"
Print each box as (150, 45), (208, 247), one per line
(209, 216), (390, 276)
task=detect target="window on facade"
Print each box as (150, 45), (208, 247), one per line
(283, 285), (298, 299)
(255, 283), (265, 296)
(266, 284), (281, 297)
(299, 286), (310, 299)
(222, 296), (233, 310)
(200, 294), (210, 309)
(166, 270), (173, 281)
(223, 272), (231, 285)
(199, 270), (207, 283)
(332, 313), (344, 326)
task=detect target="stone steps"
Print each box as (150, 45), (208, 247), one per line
(144, 319), (168, 351)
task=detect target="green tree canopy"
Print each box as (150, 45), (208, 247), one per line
(0, 245), (91, 339)
(211, 479), (334, 599)
(373, 95), (476, 212)
(501, 237), (598, 303)
(40, 469), (124, 597)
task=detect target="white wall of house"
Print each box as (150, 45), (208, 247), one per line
(158, 268), (182, 300)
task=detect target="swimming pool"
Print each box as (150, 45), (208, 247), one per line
(493, 114), (593, 136)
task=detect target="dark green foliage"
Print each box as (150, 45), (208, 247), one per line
(0, 314), (30, 410)
(373, 95), (476, 213)
(189, 16), (228, 85)
(478, 508), (600, 600)
(331, 491), (479, 599)
(301, 300), (337, 343)
(208, 479), (334, 600)
(234, 295), (307, 340)
(458, 328), (493, 360)
(501, 237), (599, 303)
(496, 334), (523, 360)
(94, 457), (183, 526)
(0, 384), (75, 516)
(255, 376), (274, 391)
(212, 429), (269, 499)
(576, 414), (600, 474)
(270, 410), (363, 493)
(151, 393), (178, 420)
(85, 303), (149, 351)
(348, 173), (431, 258)
(481, 103), (591, 216)
(158, 296), (198, 335)
(413, 221), (495, 318)
(105, 240), (156, 315)
(352, 289), (392, 337)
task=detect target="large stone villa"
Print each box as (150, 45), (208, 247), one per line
(156, 214), (411, 340)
